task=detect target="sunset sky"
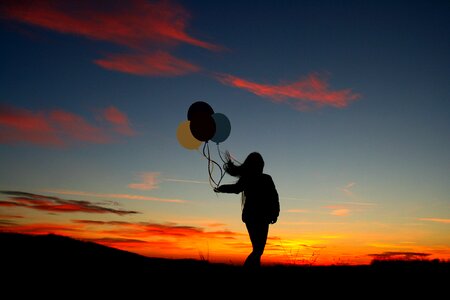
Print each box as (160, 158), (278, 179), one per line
(1, 0), (449, 266)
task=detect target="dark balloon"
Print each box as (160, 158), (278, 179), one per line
(189, 113), (216, 142)
(187, 101), (214, 121)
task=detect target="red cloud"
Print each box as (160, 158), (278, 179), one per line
(101, 106), (136, 136)
(72, 219), (238, 240)
(216, 73), (360, 110)
(1, 0), (220, 76)
(0, 191), (139, 215)
(0, 223), (82, 235)
(95, 51), (200, 77)
(50, 110), (110, 143)
(1, 0), (220, 50)
(0, 105), (135, 146)
(0, 105), (62, 146)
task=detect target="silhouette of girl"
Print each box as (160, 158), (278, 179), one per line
(214, 152), (280, 268)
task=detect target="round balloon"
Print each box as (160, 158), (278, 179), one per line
(189, 113), (216, 142)
(187, 101), (214, 121)
(211, 113), (231, 144)
(176, 120), (202, 150)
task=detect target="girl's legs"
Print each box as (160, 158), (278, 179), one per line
(244, 222), (269, 268)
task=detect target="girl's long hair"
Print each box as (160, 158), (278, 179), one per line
(223, 151), (264, 178)
(223, 151), (264, 210)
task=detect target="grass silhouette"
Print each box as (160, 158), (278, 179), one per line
(1, 232), (447, 296)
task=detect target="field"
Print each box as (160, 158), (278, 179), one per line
(1, 232), (447, 296)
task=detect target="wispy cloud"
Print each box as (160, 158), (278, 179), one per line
(83, 237), (148, 246)
(418, 218), (450, 224)
(285, 209), (309, 213)
(128, 172), (160, 191)
(95, 51), (201, 76)
(330, 209), (350, 216)
(368, 251), (431, 261)
(340, 182), (356, 197)
(1, 0), (221, 76)
(50, 109), (110, 143)
(45, 189), (186, 203)
(0, 104), (61, 146)
(0, 223), (83, 235)
(0, 214), (23, 219)
(324, 205), (350, 216)
(334, 201), (376, 206)
(163, 178), (209, 184)
(0, 105), (135, 146)
(0, 191), (139, 215)
(100, 106), (136, 136)
(70, 219), (238, 240)
(72, 220), (131, 226)
(215, 72), (360, 110)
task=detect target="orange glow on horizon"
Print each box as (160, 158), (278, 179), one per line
(2, 220), (449, 266)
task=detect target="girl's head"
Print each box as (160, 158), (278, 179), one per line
(224, 152), (264, 177)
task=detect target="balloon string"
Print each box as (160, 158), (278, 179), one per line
(216, 143), (228, 186)
(202, 142), (223, 188)
(206, 142), (217, 188)
(211, 145), (224, 187)
(217, 143), (227, 164)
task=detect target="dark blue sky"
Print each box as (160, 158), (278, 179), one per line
(0, 0), (449, 264)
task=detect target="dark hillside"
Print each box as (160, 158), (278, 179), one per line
(1, 232), (447, 296)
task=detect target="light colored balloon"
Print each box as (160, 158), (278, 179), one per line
(176, 120), (202, 150)
(211, 113), (231, 144)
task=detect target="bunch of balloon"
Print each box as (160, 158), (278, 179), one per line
(176, 101), (231, 188)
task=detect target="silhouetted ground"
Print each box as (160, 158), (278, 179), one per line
(1, 232), (447, 296)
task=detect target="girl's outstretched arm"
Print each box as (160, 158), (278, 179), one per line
(214, 182), (243, 194)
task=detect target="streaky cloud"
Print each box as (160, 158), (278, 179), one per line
(100, 106), (136, 136)
(419, 218), (450, 224)
(369, 251), (431, 260)
(1, 0), (221, 76)
(45, 189), (187, 203)
(0, 190), (139, 215)
(163, 178), (209, 184)
(128, 172), (160, 191)
(0, 104), (135, 146)
(94, 51), (201, 77)
(216, 72), (360, 110)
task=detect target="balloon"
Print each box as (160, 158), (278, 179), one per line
(189, 113), (216, 142)
(176, 120), (202, 150)
(211, 113), (231, 144)
(187, 101), (214, 121)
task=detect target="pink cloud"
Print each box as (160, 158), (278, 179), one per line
(419, 218), (450, 224)
(216, 73), (360, 110)
(1, 0), (220, 76)
(0, 105), (62, 146)
(128, 172), (160, 191)
(94, 51), (200, 77)
(330, 208), (350, 216)
(324, 205), (351, 216)
(101, 106), (136, 136)
(0, 104), (135, 146)
(50, 110), (110, 143)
